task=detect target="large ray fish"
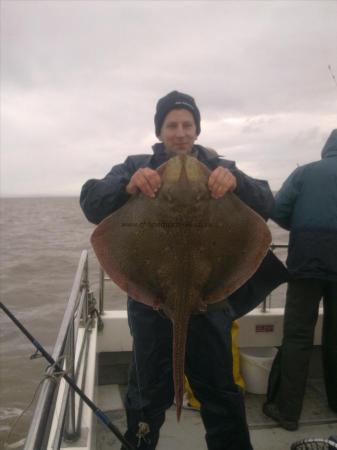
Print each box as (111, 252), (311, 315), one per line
(91, 154), (271, 420)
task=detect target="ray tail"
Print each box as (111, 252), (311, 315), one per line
(172, 315), (189, 421)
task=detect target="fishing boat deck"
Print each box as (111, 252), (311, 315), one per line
(91, 307), (336, 450)
(91, 310), (337, 450)
(95, 380), (337, 450)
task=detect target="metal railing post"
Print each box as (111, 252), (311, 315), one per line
(81, 258), (89, 325)
(64, 317), (78, 442)
(99, 266), (105, 314)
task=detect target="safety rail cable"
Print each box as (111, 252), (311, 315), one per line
(24, 250), (90, 450)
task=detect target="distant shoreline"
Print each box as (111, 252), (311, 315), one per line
(0, 195), (79, 199)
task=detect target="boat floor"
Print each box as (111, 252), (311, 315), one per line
(95, 379), (337, 450)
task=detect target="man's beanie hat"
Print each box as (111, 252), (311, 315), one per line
(154, 91), (201, 137)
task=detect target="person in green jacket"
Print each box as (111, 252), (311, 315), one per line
(264, 129), (337, 431)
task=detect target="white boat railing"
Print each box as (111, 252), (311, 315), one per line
(24, 250), (96, 450)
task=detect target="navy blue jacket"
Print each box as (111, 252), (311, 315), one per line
(80, 143), (288, 318)
(80, 144), (274, 224)
(272, 129), (337, 281)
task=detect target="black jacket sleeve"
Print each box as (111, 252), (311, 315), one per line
(80, 155), (151, 225)
(218, 159), (274, 220)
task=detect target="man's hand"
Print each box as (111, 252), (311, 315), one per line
(208, 167), (237, 199)
(126, 168), (161, 198)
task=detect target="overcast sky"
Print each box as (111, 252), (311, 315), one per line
(1, 0), (336, 197)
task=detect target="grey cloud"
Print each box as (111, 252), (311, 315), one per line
(1, 1), (337, 196)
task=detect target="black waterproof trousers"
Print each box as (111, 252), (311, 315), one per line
(267, 278), (337, 422)
(121, 299), (253, 450)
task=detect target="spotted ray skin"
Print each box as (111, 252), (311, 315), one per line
(91, 155), (272, 420)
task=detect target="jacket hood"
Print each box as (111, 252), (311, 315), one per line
(321, 129), (337, 158)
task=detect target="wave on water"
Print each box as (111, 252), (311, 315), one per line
(3, 439), (26, 449)
(0, 409), (24, 423)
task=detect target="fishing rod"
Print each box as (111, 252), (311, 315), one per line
(0, 302), (135, 450)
